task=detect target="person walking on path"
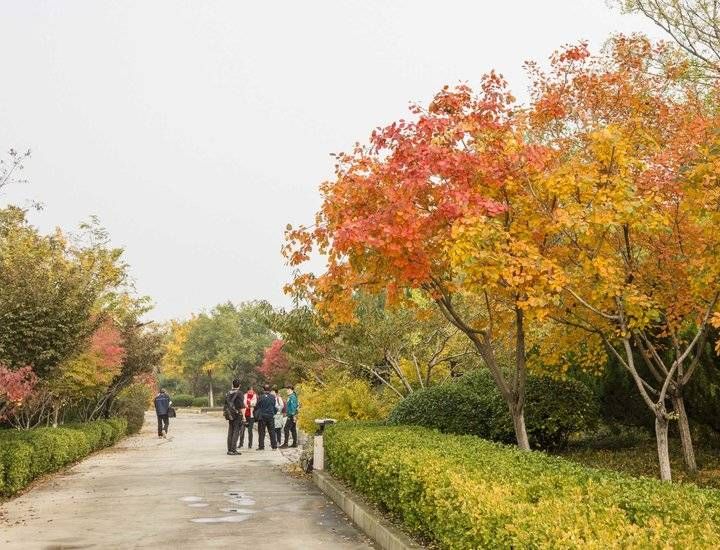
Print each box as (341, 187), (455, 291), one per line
(154, 389), (172, 438)
(256, 384), (278, 450)
(280, 385), (299, 448)
(272, 385), (285, 447)
(239, 385), (257, 449)
(224, 379), (246, 455)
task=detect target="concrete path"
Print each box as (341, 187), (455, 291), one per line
(0, 411), (375, 549)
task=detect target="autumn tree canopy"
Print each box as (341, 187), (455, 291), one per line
(286, 34), (720, 474)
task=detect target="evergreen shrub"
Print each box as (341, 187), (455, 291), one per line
(191, 396), (209, 407)
(171, 394), (194, 407)
(388, 370), (598, 450)
(0, 418), (127, 496)
(325, 423), (720, 549)
(114, 383), (152, 434)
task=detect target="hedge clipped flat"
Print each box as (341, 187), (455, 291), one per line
(325, 423), (720, 549)
(0, 418), (127, 497)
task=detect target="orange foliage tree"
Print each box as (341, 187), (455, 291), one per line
(285, 75), (559, 450)
(522, 36), (720, 481)
(286, 35), (720, 475)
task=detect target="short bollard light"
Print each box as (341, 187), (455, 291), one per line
(312, 418), (336, 471)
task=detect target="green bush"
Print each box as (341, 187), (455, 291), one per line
(172, 394), (194, 407)
(114, 383), (152, 434)
(191, 396), (209, 407)
(325, 423), (720, 549)
(388, 370), (598, 450)
(0, 418), (127, 497)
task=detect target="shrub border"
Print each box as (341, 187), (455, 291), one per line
(0, 418), (128, 498)
(314, 470), (423, 550)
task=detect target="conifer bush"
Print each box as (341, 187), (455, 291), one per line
(325, 423), (720, 549)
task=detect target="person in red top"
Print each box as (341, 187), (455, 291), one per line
(238, 385), (257, 449)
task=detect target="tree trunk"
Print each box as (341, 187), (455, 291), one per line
(672, 394), (697, 474)
(208, 380), (214, 408)
(655, 415), (672, 482)
(511, 404), (531, 451)
(52, 402), (60, 428)
(103, 393), (115, 419)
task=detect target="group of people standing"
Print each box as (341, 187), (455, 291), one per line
(224, 381), (299, 455)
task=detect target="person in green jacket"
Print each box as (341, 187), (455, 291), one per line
(280, 385), (299, 448)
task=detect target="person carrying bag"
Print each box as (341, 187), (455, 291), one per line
(223, 379), (245, 455)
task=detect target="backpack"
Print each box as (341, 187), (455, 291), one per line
(223, 390), (240, 421)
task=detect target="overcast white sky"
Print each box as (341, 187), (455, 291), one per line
(0, 1), (663, 320)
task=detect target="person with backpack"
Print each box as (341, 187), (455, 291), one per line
(224, 379), (246, 455)
(154, 388), (172, 438)
(255, 384), (278, 450)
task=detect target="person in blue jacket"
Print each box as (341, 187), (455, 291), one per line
(154, 388), (172, 438)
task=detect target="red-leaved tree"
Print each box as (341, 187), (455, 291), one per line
(0, 365), (37, 420)
(259, 340), (291, 385)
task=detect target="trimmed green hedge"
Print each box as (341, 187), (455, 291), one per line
(191, 396), (209, 407)
(0, 418), (127, 497)
(325, 423), (720, 548)
(172, 394), (194, 407)
(388, 370), (598, 450)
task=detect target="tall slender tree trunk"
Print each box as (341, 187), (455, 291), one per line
(511, 403), (530, 451)
(52, 402), (60, 428)
(672, 393), (697, 474)
(208, 377), (214, 408)
(655, 414), (672, 482)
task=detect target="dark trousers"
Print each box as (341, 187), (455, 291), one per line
(239, 417), (254, 448)
(275, 426), (282, 445)
(283, 414), (298, 446)
(157, 414), (169, 436)
(257, 414), (277, 449)
(227, 417), (242, 452)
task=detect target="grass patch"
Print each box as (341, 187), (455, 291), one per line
(560, 437), (720, 489)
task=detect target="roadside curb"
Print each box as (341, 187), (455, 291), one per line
(313, 470), (423, 550)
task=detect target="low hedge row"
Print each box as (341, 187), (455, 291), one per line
(388, 370), (599, 450)
(324, 423), (720, 548)
(0, 418), (127, 497)
(172, 394), (194, 407)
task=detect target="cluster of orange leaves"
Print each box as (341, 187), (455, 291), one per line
(285, 35), (720, 368)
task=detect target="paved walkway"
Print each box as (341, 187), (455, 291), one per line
(0, 411), (375, 549)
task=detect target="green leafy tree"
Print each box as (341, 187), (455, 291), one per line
(163, 302), (274, 405)
(0, 207), (127, 379)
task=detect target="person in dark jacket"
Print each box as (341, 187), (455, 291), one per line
(154, 389), (172, 438)
(224, 379), (245, 455)
(255, 384), (278, 450)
